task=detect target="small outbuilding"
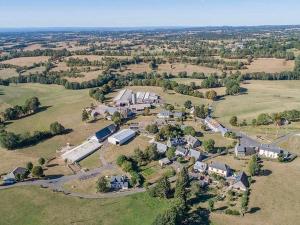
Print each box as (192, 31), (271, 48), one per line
(159, 158), (171, 167)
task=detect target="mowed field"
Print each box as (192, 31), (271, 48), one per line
(1, 56), (50, 67)
(0, 187), (169, 225)
(0, 83), (112, 173)
(211, 158), (300, 225)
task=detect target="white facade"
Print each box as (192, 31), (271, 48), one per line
(258, 149), (279, 159)
(108, 129), (136, 145)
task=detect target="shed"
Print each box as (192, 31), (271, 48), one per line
(159, 158), (171, 167)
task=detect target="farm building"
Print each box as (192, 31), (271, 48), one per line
(208, 162), (231, 177)
(61, 139), (102, 163)
(108, 129), (136, 145)
(2, 167), (28, 184)
(113, 89), (159, 106)
(90, 124), (117, 142)
(157, 110), (172, 119)
(204, 116), (228, 136)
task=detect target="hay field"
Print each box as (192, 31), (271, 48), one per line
(241, 58), (295, 74)
(1, 56), (50, 67)
(0, 83), (111, 173)
(23, 43), (42, 51)
(211, 159), (300, 225)
(0, 68), (18, 79)
(0, 186), (169, 225)
(65, 70), (103, 82)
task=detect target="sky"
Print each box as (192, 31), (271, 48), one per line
(0, 0), (299, 28)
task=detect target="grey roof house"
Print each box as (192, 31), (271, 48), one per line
(193, 161), (208, 173)
(185, 135), (201, 148)
(2, 167), (28, 184)
(110, 175), (129, 190)
(232, 171), (249, 191)
(208, 162), (231, 177)
(153, 142), (168, 154)
(175, 146), (189, 157)
(188, 149), (203, 161)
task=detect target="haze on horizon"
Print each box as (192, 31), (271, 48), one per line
(0, 0), (299, 28)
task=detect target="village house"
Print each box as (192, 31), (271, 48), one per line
(175, 146), (189, 157)
(193, 161), (208, 173)
(188, 149), (203, 161)
(185, 135), (201, 148)
(231, 171), (249, 192)
(152, 141), (168, 154)
(258, 144), (287, 159)
(2, 167), (28, 184)
(173, 111), (184, 120)
(158, 158), (171, 167)
(235, 143), (257, 157)
(208, 162), (231, 177)
(204, 116), (228, 136)
(110, 175), (129, 190)
(167, 137), (186, 148)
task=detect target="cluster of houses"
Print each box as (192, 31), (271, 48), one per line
(194, 161), (249, 191)
(235, 136), (295, 160)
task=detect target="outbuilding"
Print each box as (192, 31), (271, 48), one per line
(108, 129), (136, 145)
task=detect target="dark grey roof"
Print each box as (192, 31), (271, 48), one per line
(189, 149), (201, 159)
(235, 171), (249, 187)
(176, 146), (188, 154)
(95, 124), (116, 140)
(12, 167), (27, 176)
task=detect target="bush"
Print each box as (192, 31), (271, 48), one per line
(225, 209), (240, 215)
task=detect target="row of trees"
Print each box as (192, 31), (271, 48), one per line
(0, 121), (65, 150)
(230, 109), (300, 127)
(2, 97), (41, 121)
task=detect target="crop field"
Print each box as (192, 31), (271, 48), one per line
(1, 56), (50, 67)
(0, 68), (18, 79)
(211, 158), (300, 225)
(0, 83), (112, 173)
(0, 186), (170, 225)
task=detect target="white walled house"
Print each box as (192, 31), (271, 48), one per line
(258, 144), (284, 159)
(208, 162), (231, 177)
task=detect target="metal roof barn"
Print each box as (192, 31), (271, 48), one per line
(108, 129), (136, 145)
(61, 139), (102, 163)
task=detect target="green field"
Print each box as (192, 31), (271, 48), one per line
(0, 186), (169, 225)
(0, 83), (111, 173)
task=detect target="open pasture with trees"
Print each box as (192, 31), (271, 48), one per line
(1, 56), (50, 67)
(0, 83), (111, 173)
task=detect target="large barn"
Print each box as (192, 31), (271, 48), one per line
(108, 129), (136, 145)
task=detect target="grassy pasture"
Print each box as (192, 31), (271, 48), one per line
(0, 186), (169, 225)
(241, 58), (294, 74)
(0, 83), (111, 173)
(0, 68), (18, 79)
(1, 56), (50, 67)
